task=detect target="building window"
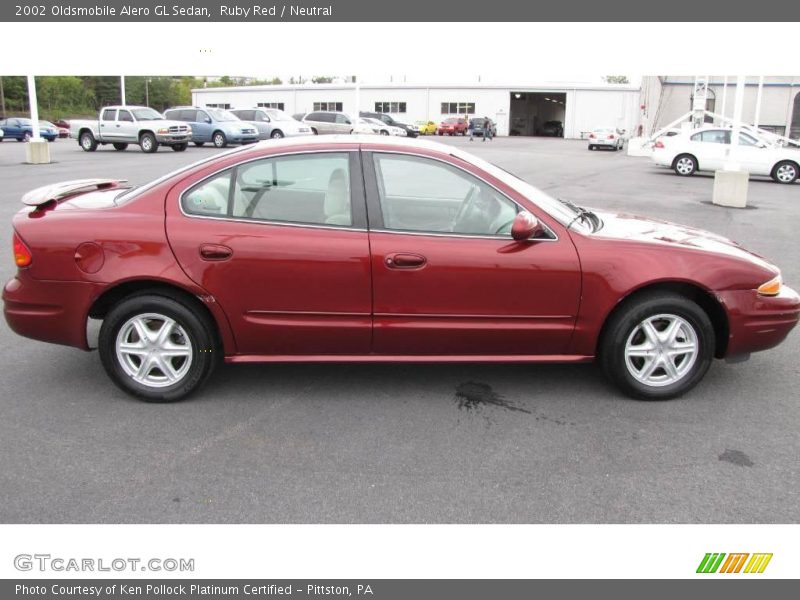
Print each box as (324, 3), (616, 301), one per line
(374, 102), (407, 113)
(257, 102), (285, 110)
(312, 102), (343, 112)
(441, 102), (476, 115)
(205, 103), (231, 109)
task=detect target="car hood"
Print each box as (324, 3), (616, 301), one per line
(589, 209), (778, 273)
(138, 119), (188, 128)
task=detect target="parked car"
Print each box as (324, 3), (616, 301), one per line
(359, 111), (418, 137)
(230, 108), (313, 140)
(416, 120), (438, 135)
(438, 117), (468, 136)
(469, 117), (497, 138)
(0, 117), (58, 142)
(299, 111), (355, 135)
(0, 127), (4, 141)
(4, 136), (798, 403)
(362, 117), (407, 136)
(41, 120), (68, 139)
(652, 126), (800, 184)
(163, 107), (258, 148)
(70, 106), (191, 153)
(588, 128), (625, 151)
(540, 120), (564, 137)
(352, 118), (382, 135)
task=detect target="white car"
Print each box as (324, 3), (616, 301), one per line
(652, 126), (800, 184)
(588, 128), (624, 151)
(362, 117), (407, 136)
(352, 118), (383, 135)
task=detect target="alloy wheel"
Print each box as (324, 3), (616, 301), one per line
(115, 313), (193, 388)
(624, 314), (699, 387)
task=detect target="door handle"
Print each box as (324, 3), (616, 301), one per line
(385, 253), (427, 269)
(199, 244), (233, 261)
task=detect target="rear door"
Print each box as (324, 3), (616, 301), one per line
(98, 108), (117, 141)
(363, 149), (581, 356)
(689, 129), (729, 171)
(165, 148), (372, 356)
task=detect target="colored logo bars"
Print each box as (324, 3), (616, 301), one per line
(696, 553), (773, 574)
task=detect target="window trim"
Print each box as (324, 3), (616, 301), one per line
(361, 150), (558, 242)
(177, 149), (368, 231)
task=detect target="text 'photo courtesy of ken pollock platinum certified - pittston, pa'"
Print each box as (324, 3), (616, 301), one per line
(44, 4), (334, 17)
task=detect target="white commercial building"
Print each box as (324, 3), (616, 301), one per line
(191, 82), (641, 139)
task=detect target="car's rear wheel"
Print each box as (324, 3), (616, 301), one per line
(193, 141), (205, 147)
(113, 143), (128, 151)
(99, 295), (217, 402)
(22, 131), (32, 142)
(171, 143), (188, 152)
(310, 128), (318, 135)
(139, 132), (158, 153)
(588, 144), (595, 150)
(212, 131), (227, 148)
(600, 293), (714, 400)
(673, 154), (697, 176)
(771, 160), (798, 184)
(80, 131), (98, 152)
(270, 129), (284, 139)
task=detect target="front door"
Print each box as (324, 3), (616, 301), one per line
(166, 150), (372, 356)
(364, 151), (581, 356)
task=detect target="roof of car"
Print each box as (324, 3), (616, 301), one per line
(245, 134), (456, 154)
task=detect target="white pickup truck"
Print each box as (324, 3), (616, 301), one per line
(70, 105), (192, 153)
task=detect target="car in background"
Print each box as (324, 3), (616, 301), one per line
(70, 106), (191, 153)
(652, 126), (800, 184)
(41, 120), (68, 139)
(359, 111), (418, 138)
(164, 106), (258, 148)
(352, 118), (382, 135)
(54, 119), (71, 130)
(299, 111), (355, 135)
(540, 120), (564, 137)
(469, 117), (497, 138)
(5, 136), (798, 403)
(0, 117), (58, 142)
(438, 117), (467, 136)
(588, 128), (625, 151)
(230, 108), (313, 140)
(362, 117), (406, 136)
(0, 128), (4, 141)
(416, 120), (438, 135)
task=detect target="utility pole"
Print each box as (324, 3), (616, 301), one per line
(753, 75), (764, 130)
(120, 75), (126, 105)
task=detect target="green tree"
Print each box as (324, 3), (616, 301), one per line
(603, 75), (630, 84)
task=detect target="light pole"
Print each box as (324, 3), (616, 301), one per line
(25, 75), (50, 164)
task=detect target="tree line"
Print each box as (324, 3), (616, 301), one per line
(0, 75), (291, 121)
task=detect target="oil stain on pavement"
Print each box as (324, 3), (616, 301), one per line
(718, 449), (754, 467)
(455, 381), (531, 414)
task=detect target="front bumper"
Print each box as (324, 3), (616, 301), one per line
(3, 272), (104, 350)
(155, 133), (191, 144)
(718, 286), (800, 357)
(229, 134), (259, 143)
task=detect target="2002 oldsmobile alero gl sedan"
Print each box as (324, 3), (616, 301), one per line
(4, 137), (799, 402)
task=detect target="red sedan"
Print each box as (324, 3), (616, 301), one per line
(438, 117), (467, 136)
(4, 137), (799, 402)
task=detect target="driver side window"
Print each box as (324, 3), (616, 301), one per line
(372, 153), (518, 236)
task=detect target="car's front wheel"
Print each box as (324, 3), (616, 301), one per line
(212, 131), (227, 148)
(139, 132), (158, 153)
(772, 160), (798, 184)
(171, 143), (188, 152)
(673, 154), (697, 176)
(600, 293), (714, 400)
(99, 294), (218, 402)
(270, 129), (284, 139)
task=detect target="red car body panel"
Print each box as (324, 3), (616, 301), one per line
(437, 119), (467, 136)
(3, 138), (799, 368)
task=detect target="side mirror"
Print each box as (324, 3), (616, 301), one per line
(345, 119), (352, 125)
(511, 211), (545, 241)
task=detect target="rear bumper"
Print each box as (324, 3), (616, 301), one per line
(3, 272), (102, 350)
(651, 150), (673, 166)
(718, 286), (800, 357)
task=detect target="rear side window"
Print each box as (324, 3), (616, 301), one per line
(101, 109), (116, 121)
(182, 169), (232, 216)
(692, 130), (729, 144)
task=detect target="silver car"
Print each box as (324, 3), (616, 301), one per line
(299, 111), (355, 135)
(588, 127), (625, 151)
(230, 108), (314, 140)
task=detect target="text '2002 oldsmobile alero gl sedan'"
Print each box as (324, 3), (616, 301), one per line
(4, 137), (799, 402)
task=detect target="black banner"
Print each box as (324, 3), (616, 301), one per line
(3, 0), (800, 22)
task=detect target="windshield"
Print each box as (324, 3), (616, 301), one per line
(265, 109), (294, 122)
(448, 148), (593, 232)
(132, 108), (164, 120)
(207, 109), (240, 122)
(444, 118), (460, 124)
(39, 121), (55, 128)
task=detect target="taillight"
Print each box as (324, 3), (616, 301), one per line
(589, 133), (595, 138)
(608, 134), (615, 139)
(654, 140), (665, 149)
(13, 232), (32, 268)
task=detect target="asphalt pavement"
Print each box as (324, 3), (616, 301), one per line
(0, 135), (797, 523)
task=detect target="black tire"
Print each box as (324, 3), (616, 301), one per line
(212, 131), (227, 148)
(588, 145), (594, 151)
(311, 128), (318, 135)
(771, 160), (798, 184)
(99, 294), (218, 402)
(22, 131), (32, 142)
(171, 143), (188, 152)
(113, 143), (128, 151)
(139, 132), (158, 153)
(599, 292), (715, 400)
(193, 141), (205, 147)
(79, 131), (98, 152)
(270, 129), (284, 139)
(380, 130), (390, 136)
(673, 153), (697, 176)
